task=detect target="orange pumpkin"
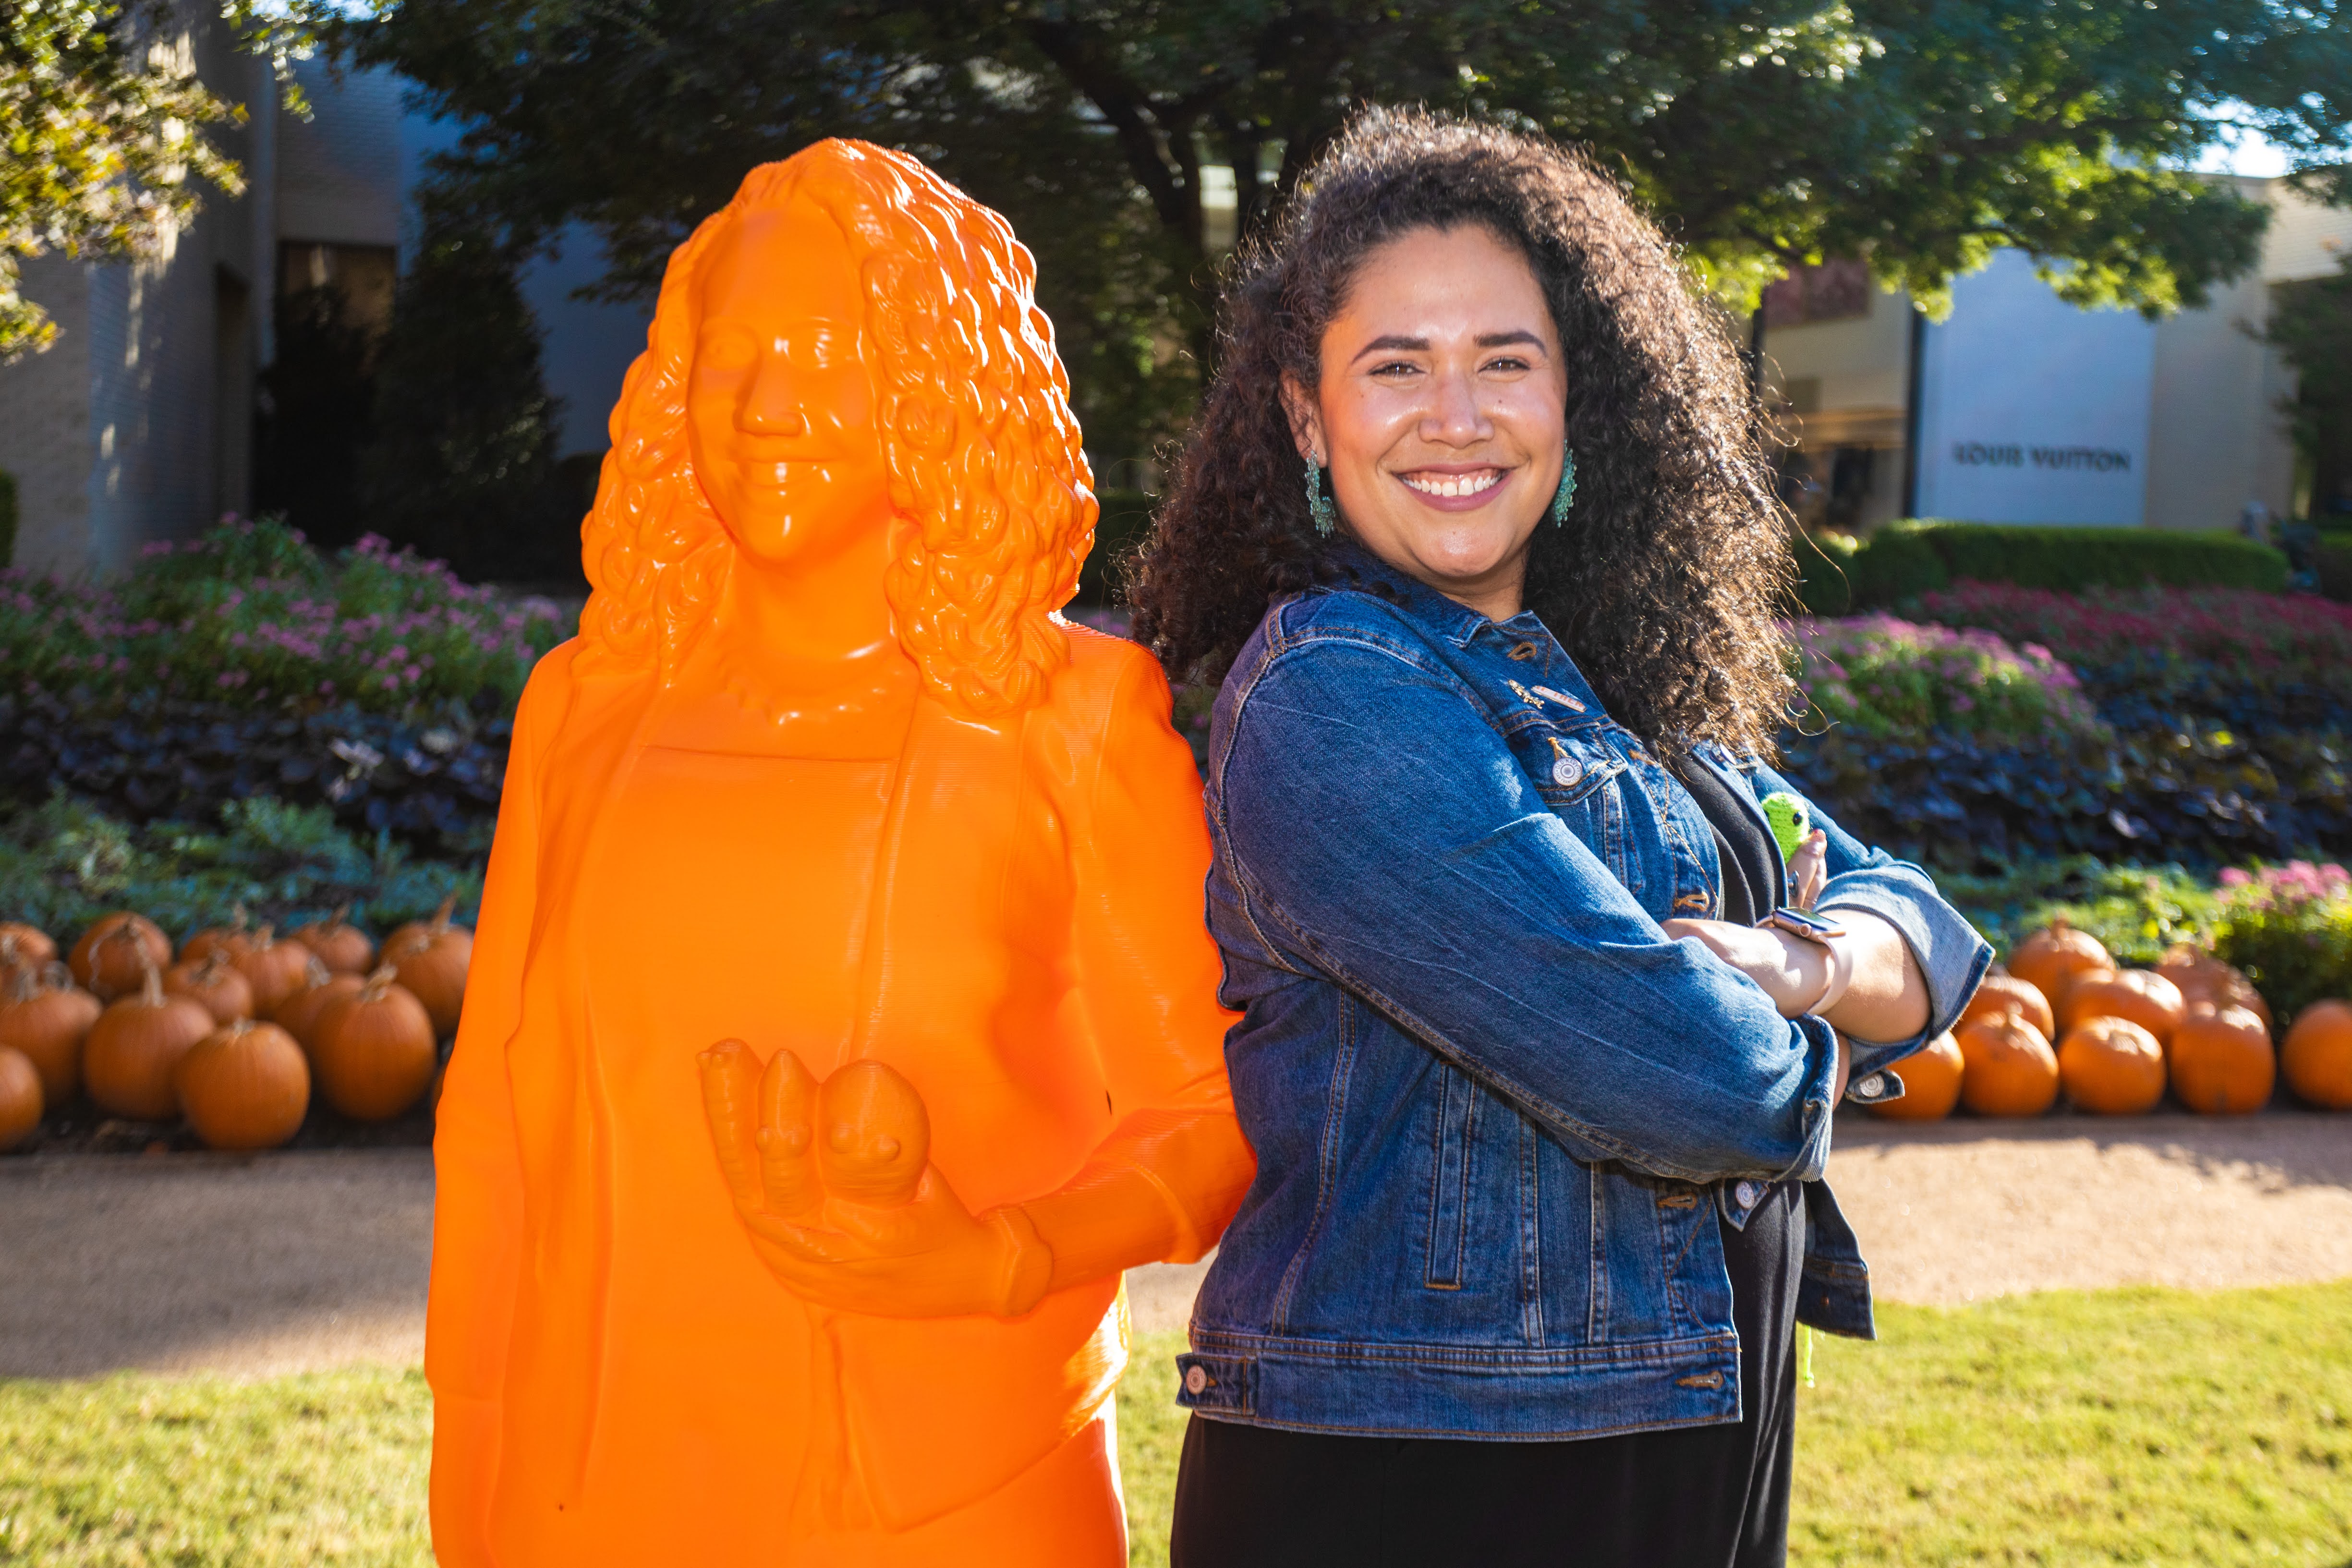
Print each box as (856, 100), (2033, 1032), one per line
(69, 913), (172, 1001)
(178, 907), (255, 967)
(175, 1020), (311, 1150)
(272, 960), (365, 1056)
(2170, 1005), (2274, 1115)
(312, 966), (438, 1121)
(2059, 969), (2186, 1052)
(1957, 1014), (2060, 1118)
(232, 928), (313, 1018)
(2005, 921), (2110, 1016)
(0, 961), (102, 1103)
(2154, 943), (2231, 994)
(1868, 1030), (1964, 1121)
(83, 965), (216, 1120)
(292, 905), (376, 976)
(1959, 972), (2057, 1040)
(384, 895), (471, 1038)
(2279, 1000), (2352, 1111)
(2058, 1016), (2167, 1115)
(0, 924), (58, 972)
(0, 1043), (41, 1150)
(2185, 973), (2273, 1033)
(164, 951), (255, 1025)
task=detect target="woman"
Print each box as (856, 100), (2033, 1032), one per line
(1129, 109), (1990, 1567)
(426, 139), (1253, 1568)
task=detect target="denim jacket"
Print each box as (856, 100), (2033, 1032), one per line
(1176, 549), (1990, 1440)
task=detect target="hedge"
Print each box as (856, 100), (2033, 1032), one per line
(1796, 521), (2289, 613)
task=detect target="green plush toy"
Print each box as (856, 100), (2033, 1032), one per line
(1760, 791), (1811, 862)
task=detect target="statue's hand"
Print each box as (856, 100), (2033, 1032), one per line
(697, 1043), (1053, 1319)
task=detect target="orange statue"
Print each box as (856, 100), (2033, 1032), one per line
(425, 139), (1254, 1567)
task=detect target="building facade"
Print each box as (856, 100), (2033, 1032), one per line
(1764, 177), (2352, 534)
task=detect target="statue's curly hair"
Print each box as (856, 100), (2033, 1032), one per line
(576, 139), (1095, 717)
(1128, 107), (1797, 758)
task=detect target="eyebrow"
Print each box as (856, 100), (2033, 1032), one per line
(1349, 329), (1550, 365)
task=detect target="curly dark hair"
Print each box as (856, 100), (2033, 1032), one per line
(1127, 106), (1798, 759)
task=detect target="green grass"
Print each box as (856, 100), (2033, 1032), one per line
(4, 1285), (2347, 1566)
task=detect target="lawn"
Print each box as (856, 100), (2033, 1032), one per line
(2, 1283), (2346, 1566)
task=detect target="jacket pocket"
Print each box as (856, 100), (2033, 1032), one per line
(1527, 728), (1633, 886)
(1424, 1062), (1479, 1289)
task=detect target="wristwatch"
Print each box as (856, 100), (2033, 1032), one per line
(1757, 906), (1851, 1016)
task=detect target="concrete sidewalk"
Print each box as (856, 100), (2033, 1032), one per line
(3, 1114), (2348, 1379)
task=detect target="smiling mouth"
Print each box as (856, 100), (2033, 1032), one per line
(1399, 468), (1505, 499)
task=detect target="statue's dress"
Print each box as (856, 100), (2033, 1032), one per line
(426, 626), (1242, 1564)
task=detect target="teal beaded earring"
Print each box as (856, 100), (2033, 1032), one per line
(1304, 455), (1336, 537)
(1551, 446), (1577, 525)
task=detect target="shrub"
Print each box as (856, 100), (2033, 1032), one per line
(1076, 489), (1154, 607)
(1819, 521), (2289, 610)
(1775, 722), (2352, 874)
(1935, 856), (2220, 965)
(0, 468), (15, 568)
(0, 516), (570, 720)
(1792, 615), (2103, 743)
(2210, 861), (2352, 1025)
(1914, 580), (2352, 732)
(0, 793), (480, 945)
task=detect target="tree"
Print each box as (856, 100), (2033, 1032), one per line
(2267, 256), (2352, 518)
(353, 207), (576, 583)
(341, 0), (2352, 457)
(0, 1), (322, 360)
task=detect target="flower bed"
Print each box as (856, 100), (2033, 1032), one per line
(0, 519), (570, 719)
(1790, 615), (2103, 743)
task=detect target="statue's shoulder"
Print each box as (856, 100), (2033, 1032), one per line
(1047, 621), (1172, 734)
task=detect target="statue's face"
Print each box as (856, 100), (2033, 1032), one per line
(687, 203), (894, 567)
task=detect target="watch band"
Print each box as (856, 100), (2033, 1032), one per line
(1758, 906), (1851, 1016)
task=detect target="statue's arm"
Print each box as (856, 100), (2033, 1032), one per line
(424, 648), (568, 1564)
(1023, 646), (1254, 1293)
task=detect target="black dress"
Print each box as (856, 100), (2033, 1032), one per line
(1169, 763), (1806, 1568)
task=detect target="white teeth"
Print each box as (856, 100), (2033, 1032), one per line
(1403, 471), (1502, 498)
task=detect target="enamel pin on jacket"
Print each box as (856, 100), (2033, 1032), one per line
(424, 139), (1254, 1567)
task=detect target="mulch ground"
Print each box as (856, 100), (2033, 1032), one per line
(3, 1106), (2347, 1378)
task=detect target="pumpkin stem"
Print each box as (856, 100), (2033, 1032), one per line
(140, 956), (164, 1008)
(194, 950), (233, 984)
(254, 923), (275, 948)
(6, 960), (36, 1004)
(430, 892), (458, 937)
(361, 962), (399, 1001)
(330, 902), (352, 933)
(40, 959), (72, 996)
(230, 902), (248, 933)
(300, 953), (330, 989)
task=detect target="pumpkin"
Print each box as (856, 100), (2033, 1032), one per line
(1867, 1030), (1964, 1121)
(69, 913), (172, 1001)
(0, 960), (102, 1103)
(0, 1043), (41, 1150)
(2058, 969), (2186, 1052)
(175, 1020), (310, 1150)
(2279, 1001), (2352, 1111)
(2057, 1016), (2167, 1115)
(312, 966), (438, 1121)
(2004, 921), (2111, 1016)
(83, 964), (216, 1120)
(2185, 973), (2273, 1033)
(0, 924), (58, 971)
(232, 927), (314, 1018)
(178, 906), (255, 967)
(1956, 1014), (2060, 1118)
(1959, 972), (2056, 1041)
(292, 905), (376, 976)
(2154, 943), (2232, 995)
(164, 951), (255, 1025)
(2170, 1005), (2274, 1115)
(384, 895), (471, 1038)
(272, 959), (365, 1055)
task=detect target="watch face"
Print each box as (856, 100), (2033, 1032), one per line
(1766, 907), (1846, 939)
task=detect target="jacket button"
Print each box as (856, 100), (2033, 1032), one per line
(1855, 1073), (1885, 1099)
(1552, 755), (1583, 787)
(1184, 1365), (1210, 1394)
(1734, 1180), (1761, 1208)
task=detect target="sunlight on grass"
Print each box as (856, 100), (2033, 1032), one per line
(2, 1285), (2346, 1566)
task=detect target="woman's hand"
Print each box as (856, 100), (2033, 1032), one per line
(696, 1041), (1050, 1319)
